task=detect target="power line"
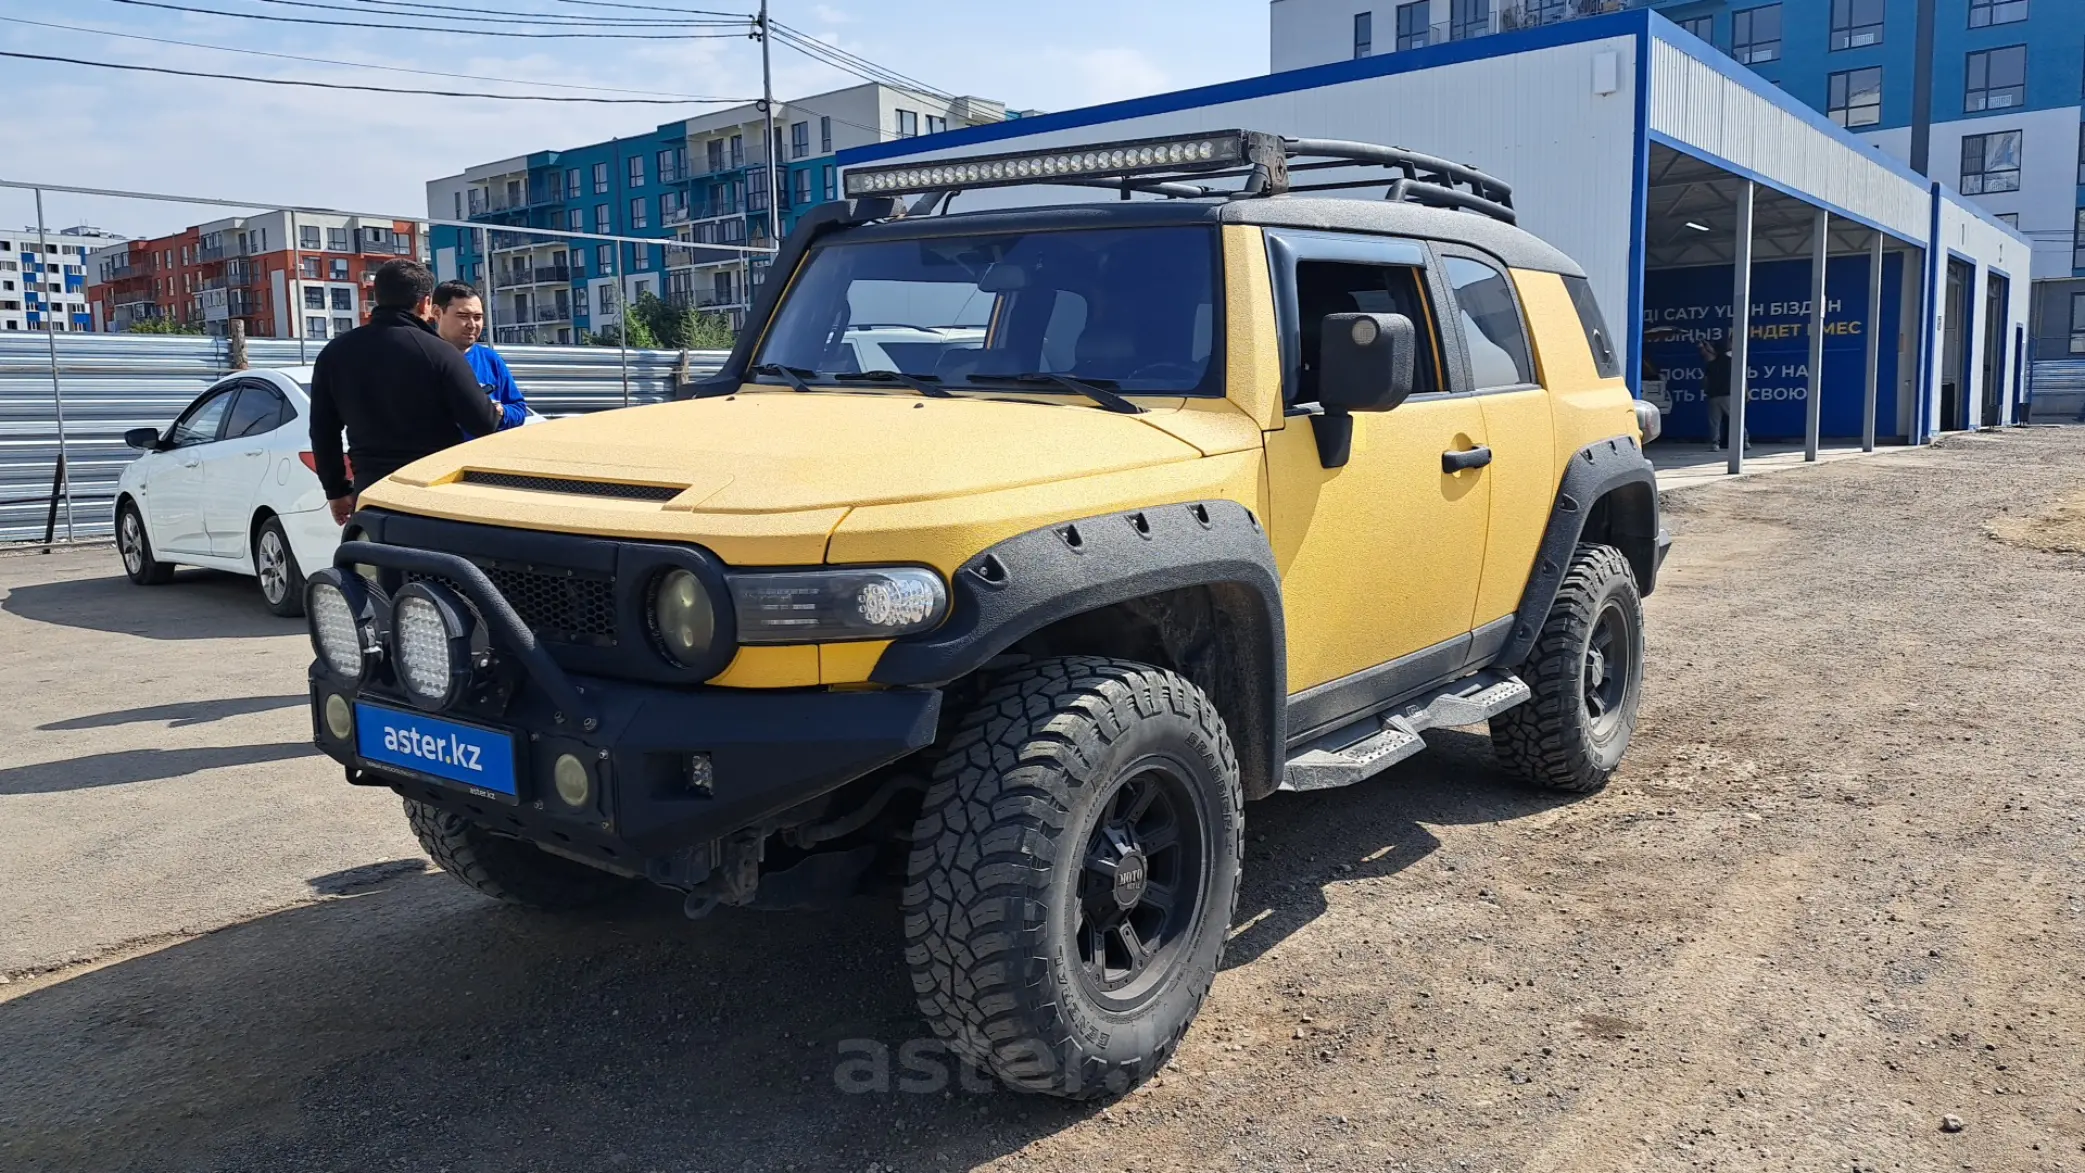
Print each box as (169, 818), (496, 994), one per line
(92, 0), (754, 39)
(254, 0), (746, 27)
(0, 49), (753, 101)
(350, 0), (750, 21)
(0, 15), (753, 100)
(536, 0), (752, 14)
(770, 22), (956, 102)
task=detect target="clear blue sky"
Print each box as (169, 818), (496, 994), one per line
(0, 0), (1269, 238)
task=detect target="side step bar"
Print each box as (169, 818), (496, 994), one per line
(1280, 672), (1531, 792)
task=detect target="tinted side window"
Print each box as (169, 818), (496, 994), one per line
(1293, 260), (1444, 402)
(1562, 275), (1623, 380)
(167, 387), (235, 448)
(1444, 256), (1535, 390)
(224, 384), (289, 439)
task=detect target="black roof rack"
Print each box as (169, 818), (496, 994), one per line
(843, 130), (1516, 226)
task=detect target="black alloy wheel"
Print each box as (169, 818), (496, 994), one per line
(1074, 762), (1207, 1006)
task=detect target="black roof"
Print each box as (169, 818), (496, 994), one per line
(831, 197), (1584, 277)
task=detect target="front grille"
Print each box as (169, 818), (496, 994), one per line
(409, 564), (618, 647)
(461, 470), (685, 503)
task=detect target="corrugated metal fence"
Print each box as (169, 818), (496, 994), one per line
(2028, 360), (2085, 424)
(0, 333), (725, 544)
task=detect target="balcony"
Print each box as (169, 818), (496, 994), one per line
(226, 292), (262, 318)
(666, 290), (744, 312)
(107, 261), (153, 280)
(535, 304), (571, 323)
(1385, 0), (1636, 50)
(531, 265), (571, 284)
(197, 244), (227, 262)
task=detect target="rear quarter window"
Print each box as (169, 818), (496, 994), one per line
(1561, 275), (1623, 380)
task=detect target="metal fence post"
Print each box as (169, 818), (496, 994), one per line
(618, 279), (632, 407)
(1728, 180), (1755, 477)
(34, 187), (75, 541)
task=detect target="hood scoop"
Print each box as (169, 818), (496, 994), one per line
(460, 470), (688, 503)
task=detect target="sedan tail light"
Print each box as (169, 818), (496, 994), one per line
(297, 452), (354, 479)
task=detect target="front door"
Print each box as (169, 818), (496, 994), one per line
(1262, 235), (1491, 702)
(151, 383), (237, 555)
(1981, 273), (2008, 428)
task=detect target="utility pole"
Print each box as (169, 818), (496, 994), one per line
(758, 0), (781, 261)
(1910, 0), (1937, 174)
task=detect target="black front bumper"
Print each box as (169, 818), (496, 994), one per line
(307, 537), (941, 874)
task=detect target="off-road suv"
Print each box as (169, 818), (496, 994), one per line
(304, 131), (1668, 1101)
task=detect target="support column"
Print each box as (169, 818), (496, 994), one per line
(1805, 208), (1829, 462)
(1729, 181), (1755, 477)
(1863, 232), (1885, 451)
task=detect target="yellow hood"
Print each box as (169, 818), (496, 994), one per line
(360, 389), (1258, 563)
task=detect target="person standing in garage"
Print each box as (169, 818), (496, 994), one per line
(308, 260), (501, 525)
(432, 280), (529, 433)
(1699, 337), (1748, 451)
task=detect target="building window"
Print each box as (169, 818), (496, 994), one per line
(706, 140), (725, 174)
(569, 208), (584, 231)
(328, 227), (348, 251)
(307, 316), (328, 339)
(2071, 291), (2085, 351)
(1395, 1), (1428, 49)
(628, 156), (645, 189)
(791, 121), (810, 159)
(1995, 212), (2019, 226)
(333, 316), (355, 336)
(1965, 46), (2026, 112)
(730, 134), (745, 167)
(794, 169), (812, 206)
(1960, 130), (2022, 195)
(1676, 15), (1713, 41)
(595, 205), (611, 234)
(820, 116), (833, 153)
(1828, 67), (1883, 127)
(304, 286), (325, 309)
(926, 114), (947, 135)
(300, 257), (321, 279)
(566, 169), (582, 198)
(330, 258), (348, 280)
(1449, 0), (1488, 42)
(630, 198), (649, 229)
(330, 288), (352, 311)
(821, 164), (836, 200)
(593, 162), (609, 194)
(299, 225), (321, 249)
(1829, 0), (1883, 50)
(896, 109), (919, 138)
(1969, 0), (2028, 29)
(1733, 5), (1782, 65)
(1354, 11), (1373, 58)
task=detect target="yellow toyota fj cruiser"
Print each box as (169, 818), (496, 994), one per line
(304, 131), (1668, 1101)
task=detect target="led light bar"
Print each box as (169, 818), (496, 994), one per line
(843, 131), (1255, 199)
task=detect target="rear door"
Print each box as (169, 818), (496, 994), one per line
(1262, 230), (1492, 707)
(151, 384), (237, 556)
(204, 380), (292, 559)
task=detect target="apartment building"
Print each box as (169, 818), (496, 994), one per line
(87, 214), (424, 339)
(3, 226), (128, 333)
(427, 83), (1010, 342)
(1271, 0), (2085, 360)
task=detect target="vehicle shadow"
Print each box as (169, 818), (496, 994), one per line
(37, 694), (307, 732)
(0, 733), (1583, 1173)
(0, 742), (318, 796)
(1, 572), (293, 641)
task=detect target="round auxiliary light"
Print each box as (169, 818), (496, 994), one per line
(553, 753), (591, 808)
(307, 577), (367, 680)
(1197, 140), (1216, 160)
(323, 692), (354, 742)
(1351, 316), (1381, 346)
(390, 582), (475, 711)
(652, 568), (717, 669)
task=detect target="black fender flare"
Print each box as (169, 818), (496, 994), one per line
(871, 500), (1288, 797)
(1497, 436), (1664, 670)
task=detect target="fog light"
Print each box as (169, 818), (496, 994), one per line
(322, 693), (353, 741)
(686, 752), (715, 796)
(553, 753), (591, 808)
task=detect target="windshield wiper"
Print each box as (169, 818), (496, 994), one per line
(832, 369), (956, 399)
(990, 372), (1146, 415)
(749, 363), (819, 393)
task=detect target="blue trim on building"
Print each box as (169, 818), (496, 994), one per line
(1626, 24), (1653, 397)
(1916, 182), (1943, 445)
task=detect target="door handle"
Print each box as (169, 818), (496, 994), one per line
(1442, 445), (1493, 473)
(180, 459), (202, 469)
(243, 449), (265, 457)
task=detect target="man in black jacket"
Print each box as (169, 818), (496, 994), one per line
(309, 260), (502, 524)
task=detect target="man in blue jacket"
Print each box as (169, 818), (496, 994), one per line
(432, 280), (527, 433)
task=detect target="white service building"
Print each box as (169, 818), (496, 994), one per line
(840, 11), (2032, 448)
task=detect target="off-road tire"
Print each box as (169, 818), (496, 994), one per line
(405, 799), (635, 911)
(1491, 542), (1645, 793)
(117, 500), (175, 586)
(254, 515), (305, 618)
(903, 657), (1244, 1101)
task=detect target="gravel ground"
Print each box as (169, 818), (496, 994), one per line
(2, 429), (2082, 1173)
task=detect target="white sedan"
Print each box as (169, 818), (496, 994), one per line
(115, 367), (341, 617)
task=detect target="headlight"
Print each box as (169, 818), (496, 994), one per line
(728, 567), (948, 644)
(390, 582), (476, 710)
(307, 573), (370, 679)
(651, 568), (718, 667)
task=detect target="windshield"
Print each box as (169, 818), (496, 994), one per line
(755, 226), (1223, 397)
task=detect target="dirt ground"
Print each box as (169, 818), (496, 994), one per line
(2, 429), (2082, 1173)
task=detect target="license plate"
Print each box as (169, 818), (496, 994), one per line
(354, 702), (520, 803)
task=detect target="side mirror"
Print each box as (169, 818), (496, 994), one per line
(123, 427), (163, 452)
(1312, 312), (1417, 468)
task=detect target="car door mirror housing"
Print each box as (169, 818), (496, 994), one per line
(124, 427), (163, 452)
(1311, 312), (1417, 469)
